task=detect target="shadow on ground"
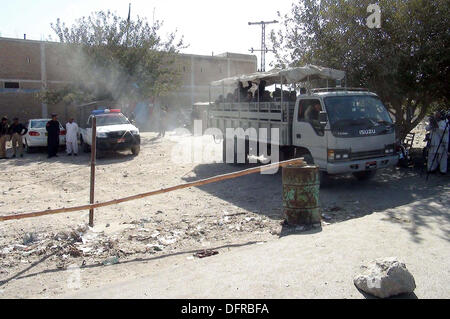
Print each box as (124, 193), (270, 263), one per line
(182, 160), (449, 241)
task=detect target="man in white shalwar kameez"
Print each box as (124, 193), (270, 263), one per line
(65, 118), (79, 156)
(426, 111), (448, 174)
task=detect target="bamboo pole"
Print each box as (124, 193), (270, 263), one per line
(0, 158), (304, 222)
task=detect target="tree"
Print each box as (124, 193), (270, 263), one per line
(40, 10), (186, 107)
(272, 0), (449, 139)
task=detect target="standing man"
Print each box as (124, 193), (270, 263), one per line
(8, 117), (28, 158)
(158, 106), (168, 137)
(426, 111), (449, 175)
(65, 118), (79, 156)
(46, 113), (60, 158)
(0, 117), (10, 159)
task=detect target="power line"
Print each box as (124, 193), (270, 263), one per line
(248, 20), (278, 72)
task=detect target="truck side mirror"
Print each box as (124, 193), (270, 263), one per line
(319, 111), (328, 126)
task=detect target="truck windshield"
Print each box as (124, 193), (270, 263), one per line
(324, 96), (393, 128)
(96, 114), (130, 126)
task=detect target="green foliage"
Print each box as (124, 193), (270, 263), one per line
(41, 10), (187, 106)
(272, 0), (449, 138)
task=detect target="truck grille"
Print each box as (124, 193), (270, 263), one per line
(351, 149), (385, 160)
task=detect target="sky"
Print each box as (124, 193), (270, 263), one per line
(0, 0), (294, 68)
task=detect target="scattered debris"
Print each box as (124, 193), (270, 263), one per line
(194, 249), (219, 259)
(354, 257), (416, 298)
(102, 257), (119, 266)
(22, 233), (37, 245)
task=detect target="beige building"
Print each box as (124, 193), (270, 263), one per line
(0, 37), (257, 122)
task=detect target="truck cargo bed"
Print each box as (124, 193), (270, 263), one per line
(208, 102), (295, 146)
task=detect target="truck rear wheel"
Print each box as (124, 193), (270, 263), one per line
(353, 170), (377, 181)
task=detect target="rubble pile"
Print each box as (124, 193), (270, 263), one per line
(0, 211), (280, 274)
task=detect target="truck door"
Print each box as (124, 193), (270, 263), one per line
(293, 98), (327, 168)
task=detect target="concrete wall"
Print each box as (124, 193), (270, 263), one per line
(0, 37), (257, 123)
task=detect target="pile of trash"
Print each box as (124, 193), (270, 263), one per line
(0, 211), (279, 272)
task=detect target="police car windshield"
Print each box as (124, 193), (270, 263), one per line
(96, 114), (130, 126)
(324, 96), (393, 128)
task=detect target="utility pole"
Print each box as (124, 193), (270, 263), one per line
(248, 20), (278, 72)
(126, 3), (131, 46)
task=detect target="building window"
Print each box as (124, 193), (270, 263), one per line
(4, 82), (20, 89)
(26, 57), (31, 64)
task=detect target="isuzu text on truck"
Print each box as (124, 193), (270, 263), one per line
(79, 108), (141, 157)
(207, 65), (398, 183)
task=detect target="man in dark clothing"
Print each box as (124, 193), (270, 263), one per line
(46, 114), (60, 158)
(8, 117), (28, 158)
(158, 107), (168, 138)
(258, 80), (267, 101)
(0, 117), (10, 159)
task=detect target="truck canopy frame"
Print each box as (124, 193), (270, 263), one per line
(210, 64), (345, 87)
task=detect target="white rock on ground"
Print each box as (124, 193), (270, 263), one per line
(354, 257), (416, 298)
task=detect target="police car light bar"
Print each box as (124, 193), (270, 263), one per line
(92, 109), (121, 115)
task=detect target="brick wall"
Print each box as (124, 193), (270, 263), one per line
(0, 37), (257, 123)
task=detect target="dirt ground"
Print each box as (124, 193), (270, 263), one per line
(0, 127), (448, 298)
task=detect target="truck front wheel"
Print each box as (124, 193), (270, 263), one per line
(353, 170), (377, 181)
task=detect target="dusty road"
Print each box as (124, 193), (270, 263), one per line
(0, 130), (448, 298)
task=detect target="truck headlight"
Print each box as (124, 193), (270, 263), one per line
(131, 130), (139, 135)
(384, 144), (395, 154)
(328, 149), (350, 162)
(97, 132), (107, 138)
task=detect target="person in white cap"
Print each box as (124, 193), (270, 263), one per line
(65, 118), (79, 156)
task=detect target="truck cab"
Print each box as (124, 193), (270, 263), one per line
(79, 109), (141, 156)
(293, 88), (397, 180)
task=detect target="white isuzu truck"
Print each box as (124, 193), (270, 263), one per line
(208, 65), (398, 182)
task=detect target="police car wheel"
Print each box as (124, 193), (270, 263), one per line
(25, 140), (34, 153)
(131, 145), (140, 156)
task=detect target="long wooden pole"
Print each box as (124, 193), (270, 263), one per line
(89, 116), (96, 227)
(0, 158), (304, 222)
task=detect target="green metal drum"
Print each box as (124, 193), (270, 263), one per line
(282, 165), (321, 225)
